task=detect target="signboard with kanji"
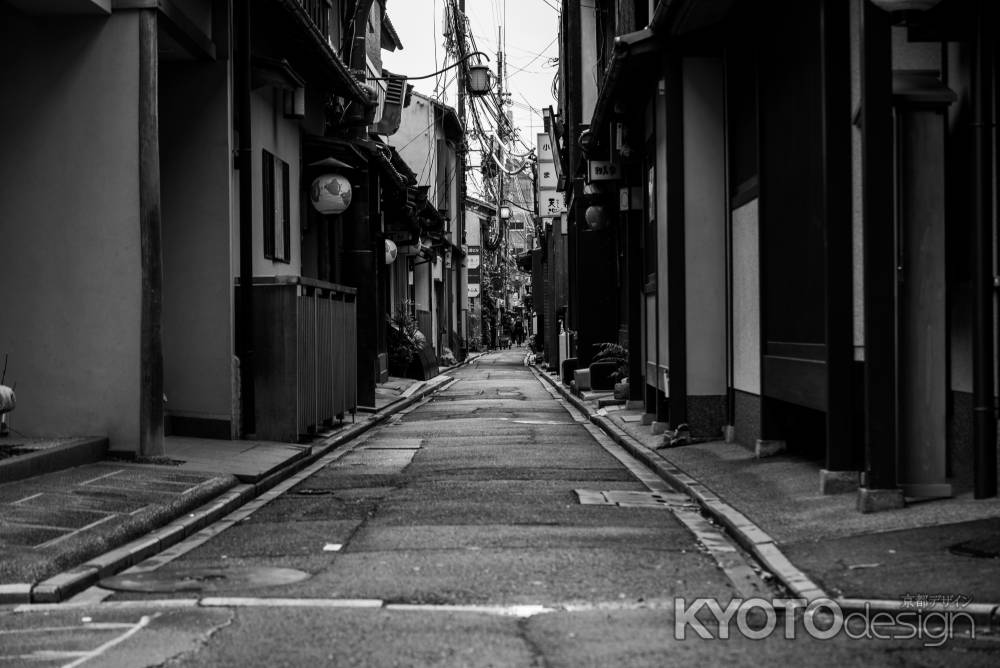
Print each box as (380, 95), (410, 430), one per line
(536, 133), (566, 215)
(536, 133), (553, 162)
(538, 189), (566, 216)
(587, 160), (620, 182)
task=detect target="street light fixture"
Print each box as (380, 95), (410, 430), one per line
(467, 63), (492, 96)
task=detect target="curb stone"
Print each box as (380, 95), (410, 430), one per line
(530, 365), (1000, 629)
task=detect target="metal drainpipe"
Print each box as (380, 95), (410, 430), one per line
(235, 0), (256, 436)
(972, 0), (996, 498)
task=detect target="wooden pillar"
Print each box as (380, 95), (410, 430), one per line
(858, 0), (902, 509)
(665, 52), (687, 428)
(972, 0), (997, 498)
(343, 170), (378, 407)
(139, 9), (164, 457)
(821, 0), (859, 473)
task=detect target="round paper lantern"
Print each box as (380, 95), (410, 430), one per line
(385, 239), (398, 265)
(585, 204), (611, 230)
(310, 173), (353, 214)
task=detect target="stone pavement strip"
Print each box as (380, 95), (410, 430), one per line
(0, 366), (468, 605)
(530, 362), (1000, 628)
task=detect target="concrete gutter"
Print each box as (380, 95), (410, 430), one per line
(531, 366), (1000, 629)
(4, 373), (456, 606)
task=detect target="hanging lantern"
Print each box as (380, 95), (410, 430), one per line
(385, 239), (398, 265)
(585, 204), (611, 231)
(310, 174), (353, 214)
(467, 64), (492, 96)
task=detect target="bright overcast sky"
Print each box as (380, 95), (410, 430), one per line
(381, 0), (561, 143)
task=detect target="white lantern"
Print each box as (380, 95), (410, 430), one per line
(385, 239), (398, 264)
(310, 173), (352, 214)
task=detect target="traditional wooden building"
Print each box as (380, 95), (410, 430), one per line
(557, 0), (998, 509)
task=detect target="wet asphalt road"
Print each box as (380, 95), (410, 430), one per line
(2, 351), (995, 666)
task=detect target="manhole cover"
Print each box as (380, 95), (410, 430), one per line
(949, 537), (1000, 559)
(99, 567), (310, 593)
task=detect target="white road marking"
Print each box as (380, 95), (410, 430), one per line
(61, 614), (154, 668)
(11, 492), (44, 505)
(0, 622), (139, 634)
(35, 514), (117, 549)
(80, 470), (123, 486)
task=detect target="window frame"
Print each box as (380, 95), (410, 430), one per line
(262, 148), (291, 264)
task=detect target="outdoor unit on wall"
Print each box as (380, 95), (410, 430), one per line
(375, 74), (408, 136)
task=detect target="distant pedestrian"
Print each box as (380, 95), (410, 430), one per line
(513, 321), (525, 347)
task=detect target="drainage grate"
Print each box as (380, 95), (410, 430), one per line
(575, 489), (690, 508)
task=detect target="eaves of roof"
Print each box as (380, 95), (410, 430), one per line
(271, 0), (368, 104)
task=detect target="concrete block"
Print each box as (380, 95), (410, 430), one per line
(819, 469), (860, 495)
(755, 439), (786, 458)
(597, 397), (625, 409)
(651, 421), (670, 435)
(0, 583), (32, 605)
(626, 400), (644, 410)
(588, 361), (619, 390)
(561, 357), (578, 384)
(857, 487), (905, 513)
(573, 368), (591, 391)
(640, 413), (656, 426)
(32, 566), (100, 603)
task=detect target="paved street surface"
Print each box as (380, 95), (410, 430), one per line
(2, 351), (997, 666)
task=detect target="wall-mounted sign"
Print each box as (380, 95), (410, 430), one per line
(536, 133), (553, 162)
(538, 165), (558, 189)
(467, 284), (481, 298)
(587, 160), (620, 182)
(538, 189), (566, 216)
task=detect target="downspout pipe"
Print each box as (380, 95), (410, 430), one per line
(235, 0), (255, 436)
(972, 0), (996, 498)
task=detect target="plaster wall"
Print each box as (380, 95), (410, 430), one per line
(732, 199), (761, 394)
(682, 58), (727, 397)
(579, 3), (599, 125)
(394, 95), (435, 196)
(414, 259), (431, 312)
(655, 78), (669, 391)
(160, 61), (235, 424)
(251, 87), (302, 277)
(0, 12), (142, 447)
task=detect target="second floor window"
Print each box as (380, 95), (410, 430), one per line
(262, 149), (291, 263)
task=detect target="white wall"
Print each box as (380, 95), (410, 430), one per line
(580, 3), (599, 124)
(655, 77), (669, 392)
(251, 87), (302, 277)
(0, 12), (142, 447)
(160, 61), (235, 426)
(732, 199), (760, 394)
(682, 58), (727, 397)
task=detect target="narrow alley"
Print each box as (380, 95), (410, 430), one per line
(1, 352), (993, 666)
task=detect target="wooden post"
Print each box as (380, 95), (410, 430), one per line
(820, 0), (858, 473)
(139, 9), (165, 457)
(858, 1), (902, 509)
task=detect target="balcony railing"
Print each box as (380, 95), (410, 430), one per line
(248, 276), (357, 442)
